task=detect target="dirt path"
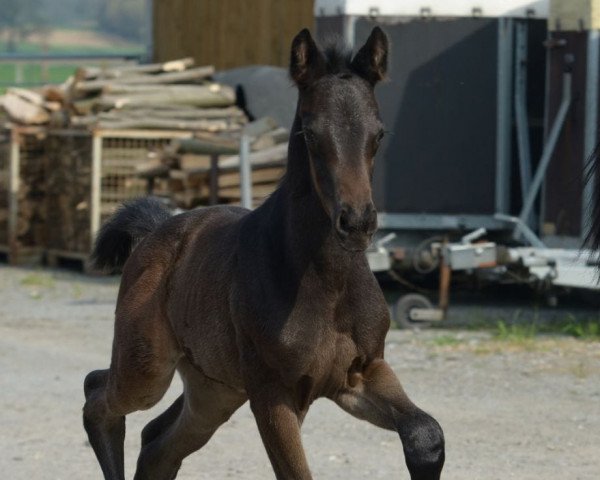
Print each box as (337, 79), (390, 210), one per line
(0, 265), (599, 479)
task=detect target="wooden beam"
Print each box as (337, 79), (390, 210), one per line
(550, 0), (600, 31)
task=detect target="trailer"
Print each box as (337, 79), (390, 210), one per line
(368, 219), (600, 327)
(315, 0), (600, 326)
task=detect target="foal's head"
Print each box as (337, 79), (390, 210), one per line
(289, 27), (388, 252)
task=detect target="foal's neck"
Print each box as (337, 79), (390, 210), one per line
(268, 113), (356, 282)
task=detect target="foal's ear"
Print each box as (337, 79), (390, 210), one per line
(290, 28), (325, 88)
(351, 27), (389, 85)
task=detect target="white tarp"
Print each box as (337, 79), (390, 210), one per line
(315, 0), (549, 18)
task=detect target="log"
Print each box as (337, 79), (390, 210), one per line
(104, 58), (195, 78)
(180, 154), (212, 171)
(135, 159), (171, 178)
(251, 127), (289, 151)
(80, 58), (195, 81)
(97, 106), (246, 120)
(219, 143), (288, 169)
(218, 166), (284, 188)
(176, 137), (240, 156)
(100, 84), (212, 95)
(95, 84), (236, 110)
(75, 66), (216, 92)
(218, 184), (277, 200)
(96, 118), (236, 132)
(9, 87), (60, 113)
(1, 92), (50, 124)
(242, 117), (279, 138)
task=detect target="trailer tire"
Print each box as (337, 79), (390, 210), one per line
(393, 293), (434, 329)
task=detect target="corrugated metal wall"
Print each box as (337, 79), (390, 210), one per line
(153, 0), (315, 69)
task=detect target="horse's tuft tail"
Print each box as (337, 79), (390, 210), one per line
(92, 197), (172, 272)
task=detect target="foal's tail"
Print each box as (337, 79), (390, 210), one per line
(92, 197), (172, 271)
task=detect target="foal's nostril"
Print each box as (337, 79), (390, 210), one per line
(336, 208), (351, 237)
(336, 205), (376, 239)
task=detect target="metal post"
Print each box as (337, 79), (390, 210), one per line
(239, 135), (252, 209)
(90, 132), (102, 251)
(144, 0), (155, 62)
(14, 63), (23, 85)
(496, 18), (514, 214)
(209, 154), (219, 205)
(514, 21), (533, 224)
(518, 72), (572, 227)
(582, 30), (600, 242)
(8, 128), (19, 259)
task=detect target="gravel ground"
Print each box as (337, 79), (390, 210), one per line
(1, 264), (599, 479)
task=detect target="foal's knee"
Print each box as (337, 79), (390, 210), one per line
(84, 369), (109, 399)
(399, 410), (445, 480)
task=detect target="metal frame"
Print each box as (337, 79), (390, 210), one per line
(582, 30), (600, 242)
(89, 129), (194, 250)
(496, 17), (514, 215)
(514, 20), (533, 226)
(377, 213), (507, 231)
(518, 72), (572, 229)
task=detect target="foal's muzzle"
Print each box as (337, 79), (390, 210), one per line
(334, 203), (377, 251)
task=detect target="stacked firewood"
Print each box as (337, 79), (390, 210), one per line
(0, 129), (47, 249)
(0, 58), (292, 257)
(44, 133), (93, 252)
(138, 117), (289, 208)
(0, 58), (247, 133)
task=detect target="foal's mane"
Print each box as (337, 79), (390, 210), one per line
(321, 37), (353, 75)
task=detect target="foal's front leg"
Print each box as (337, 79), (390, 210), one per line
(335, 359), (445, 480)
(248, 382), (312, 480)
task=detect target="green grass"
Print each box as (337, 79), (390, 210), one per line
(494, 320), (538, 342)
(0, 39), (144, 55)
(0, 63), (76, 88)
(493, 317), (600, 341)
(0, 36), (145, 93)
(430, 334), (464, 347)
(560, 318), (600, 340)
(20, 272), (55, 289)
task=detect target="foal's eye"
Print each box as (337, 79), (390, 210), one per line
(303, 129), (317, 144)
(374, 130), (385, 147)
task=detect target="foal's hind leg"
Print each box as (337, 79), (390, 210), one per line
(334, 359), (445, 480)
(134, 359), (247, 480)
(83, 308), (180, 480)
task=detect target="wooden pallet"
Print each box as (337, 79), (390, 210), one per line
(0, 244), (44, 266)
(45, 249), (98, 274)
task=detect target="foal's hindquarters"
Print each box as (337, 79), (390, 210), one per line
(83, 208), (250, 480)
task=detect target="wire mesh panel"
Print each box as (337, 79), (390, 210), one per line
(45, 129), (191, 257)
(99, 132), (184, 222)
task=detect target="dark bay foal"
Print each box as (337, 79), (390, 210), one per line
(83, 27), (445, 479)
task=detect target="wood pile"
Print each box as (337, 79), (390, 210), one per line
(0, 58), (248, 134)
(138, 117), (289, 208)
(0, 58), (292, 260)
(0, 129), (47, 250)
(44, 133), (93, 253)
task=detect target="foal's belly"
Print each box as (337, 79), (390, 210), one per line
(166, 207), (247, 389)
